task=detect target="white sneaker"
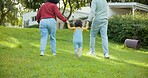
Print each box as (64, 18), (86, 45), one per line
(52, 53), (56, 56)
(78, 52), (82, 57)
(104, 53), (110, 59)
(74, 54), (78, 58)
(87, 51), (96, 56)
(78, 54), (82, 57)
(40, 51), (44, 56)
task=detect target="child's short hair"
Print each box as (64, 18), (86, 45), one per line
(74, 20), (82, 27)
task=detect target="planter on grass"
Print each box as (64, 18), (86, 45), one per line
(124, 39), (140, 49)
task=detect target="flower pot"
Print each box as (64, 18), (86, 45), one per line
(124, 39), (140, 49)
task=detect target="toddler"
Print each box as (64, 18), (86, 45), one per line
(67, 20), (89, 58)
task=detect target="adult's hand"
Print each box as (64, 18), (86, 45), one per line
(66, 20), (70, 24)
(86, 20), (89, 26)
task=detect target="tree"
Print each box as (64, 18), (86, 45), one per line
(61, 0), (91, 19)
(62, 0), (67, 15)
(0, 0), (21, 26)
(23, 0), (148, 20)
(23, 0), (46, 11)
(24, 0), (92, 20)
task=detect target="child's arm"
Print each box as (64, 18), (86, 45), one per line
(67, 22), (75, 30)
(82, 22), (89, 30)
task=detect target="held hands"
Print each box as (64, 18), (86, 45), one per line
(86, 20), (89, 26)
(85, 20), (89, 29)
(66, 20), (89, 30)
(66, 20), (75, 30)
(66, 20), (71, 29)
(66, 20), (70, 25)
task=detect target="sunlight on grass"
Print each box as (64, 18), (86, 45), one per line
(0, 41), (16, 48)
(137, 50), (148, 54)
(9, 37), (20, 43)
(0, 36), (22, 48)
(125, 60), (148, 68)
(109, 44), (125, 50)
(0, 27), (147, 78)
(84, 54), (102, 59)
(29, 43), (40, 48)
(58, 49), (71, 53)
(0, 41), (22, 48)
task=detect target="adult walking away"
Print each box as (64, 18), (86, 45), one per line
(36, 0), (69, 56)
(87, 0), (110, 59)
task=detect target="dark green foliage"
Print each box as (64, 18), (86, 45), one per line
(26, 24), (39, 28)
(24, 0), (45, 11)
(108, 13), (148, 48)
(0, 0), (19, 25)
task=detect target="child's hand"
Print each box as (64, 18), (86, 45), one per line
(85, 21), (89, 29)
(86, 20), (89, 26)
(66, 21), (75, 30)
(66, 20), (71, 28)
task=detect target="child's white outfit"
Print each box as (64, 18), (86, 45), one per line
(73, 28), (83, 57)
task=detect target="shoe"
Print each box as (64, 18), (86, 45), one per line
(74, 54), (78, 58)
(78, 52), (82, 57)
(78, 54), (82, 57)
(40, 51), (44, 56)
(52, 53), (56, 56)
(87, 51), (96, 56)
(104, 53), (110, 59)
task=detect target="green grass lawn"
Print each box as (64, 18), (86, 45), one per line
(0, 26), (148, 78)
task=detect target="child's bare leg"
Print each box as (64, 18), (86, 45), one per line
(78, 47), (82, 57)
(74, 42), (78, 58)
(74, 49), (78, 58)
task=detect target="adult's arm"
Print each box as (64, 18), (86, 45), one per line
(87, 0), (96, 21)
(53, 5), (67, 22)
(36, 7), (42, 23)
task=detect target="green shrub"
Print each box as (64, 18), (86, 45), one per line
(108, 12), (148, 48)
(27, 24), (39, 28)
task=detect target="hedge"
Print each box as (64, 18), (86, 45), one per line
(26, 24), (39, 28)
(108, 12), (148, 48)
